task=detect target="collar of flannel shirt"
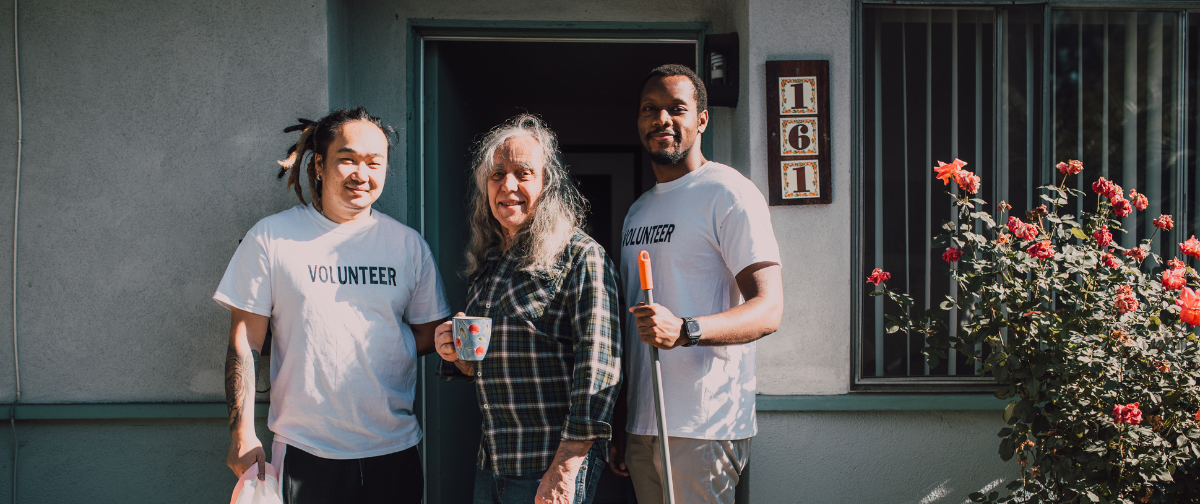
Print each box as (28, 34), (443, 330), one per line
(458, 231), (622, 476)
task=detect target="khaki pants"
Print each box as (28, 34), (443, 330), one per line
(625, 434), (750, 504)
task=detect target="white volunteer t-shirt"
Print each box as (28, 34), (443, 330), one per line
(213, 204), (450, 459)
(621, 162), (780, 440)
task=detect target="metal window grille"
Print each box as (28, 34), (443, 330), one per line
(856, 5), (1193, 388)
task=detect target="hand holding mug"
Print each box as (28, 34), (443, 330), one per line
(434, 312), (466, 363)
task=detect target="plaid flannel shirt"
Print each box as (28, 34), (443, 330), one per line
(437, 230), (622, 476)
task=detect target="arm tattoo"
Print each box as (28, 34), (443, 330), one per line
(224, 346), (256, 432)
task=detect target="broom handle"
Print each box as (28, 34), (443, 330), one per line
(643, 290), (675, 504)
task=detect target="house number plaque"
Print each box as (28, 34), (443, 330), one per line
(766, 60), (831, 205)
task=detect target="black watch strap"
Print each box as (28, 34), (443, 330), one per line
(681, 317), (702, 347)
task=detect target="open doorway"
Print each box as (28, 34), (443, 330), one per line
(419, 38), (698, 504)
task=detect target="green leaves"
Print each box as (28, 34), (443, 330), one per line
(1003, 400), (1018, 424)
(868, 172), (1200, 502)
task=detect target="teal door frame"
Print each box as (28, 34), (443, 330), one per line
(405, 19), (714, 231)
(406, 19), (712, 504)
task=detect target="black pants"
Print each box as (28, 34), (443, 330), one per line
(282, 445), (423, 504)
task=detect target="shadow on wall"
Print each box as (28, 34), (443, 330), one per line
(750, 411), (1013, 504)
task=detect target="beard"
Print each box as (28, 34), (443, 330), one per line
(645, 129), (690, 165)
(649, 146), (691, 165)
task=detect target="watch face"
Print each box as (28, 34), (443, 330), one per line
(686, 320), (701, 336)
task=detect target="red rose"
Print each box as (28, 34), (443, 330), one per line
(1093, 226), (1112, 247)
(942, 247), (963, 262)
(1057, 159), (1083, 176)
(1129, 189), (1148, 211)
(866, 268), (891, 286)
(1162, 267), (1187, 291)
(1154, 214), (1174, 230)
(998, 201), (1012, 212)
(996, 233), (1010, 245)
(1111, 196), (1132, 217)
(1195, 409), (1200, 422)
(1092, 177), (1116, 198)
(1169, 257), (1186, 270)
(1113, 402), (1143, 425)
(1115, 285), (1138, 314)
(1123, 247), (1148, 261)
(934, 159), (967, 186)
(1181, 236), (1200, 259)
(1103, 253), (1120, 269)
(1178, 287), (1200, 326)
(1027, 241), (1055, 260)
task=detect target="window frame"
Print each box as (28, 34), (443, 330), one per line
(850, 0), (1198, 391)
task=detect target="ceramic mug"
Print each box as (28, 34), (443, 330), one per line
(452, 316), (493, 362)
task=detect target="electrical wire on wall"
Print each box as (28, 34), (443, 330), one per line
(10, 0), (21, 501)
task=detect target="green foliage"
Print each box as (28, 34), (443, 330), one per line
(873, 177), (1200, 503)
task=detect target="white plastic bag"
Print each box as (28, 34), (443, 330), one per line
(229, 462), (282, 504)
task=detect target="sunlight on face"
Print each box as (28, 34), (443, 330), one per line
(487, 135), (545, 239)
(315, 120), (389, 218)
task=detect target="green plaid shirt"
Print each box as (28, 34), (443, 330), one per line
(438, 230), (622, 476)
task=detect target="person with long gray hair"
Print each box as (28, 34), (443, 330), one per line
(433, 114), (622, 504)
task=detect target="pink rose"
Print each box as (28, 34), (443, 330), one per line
(1129, 189), (1148, 211)
(1111, 196), (1132, 218)
(1113, 403), (1143, 425)
(1154, 215), (1174, 230)
(1115, 285), (1138, 314)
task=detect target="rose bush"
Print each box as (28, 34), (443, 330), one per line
(868, 159), (1200, 503)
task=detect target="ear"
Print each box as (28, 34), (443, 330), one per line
(313, 153), (324, 171)
(696, 109), (709, 134)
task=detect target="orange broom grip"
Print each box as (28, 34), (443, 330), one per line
(638, 251), (653, 291)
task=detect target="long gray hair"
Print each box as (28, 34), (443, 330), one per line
(463, 114), (587, 277)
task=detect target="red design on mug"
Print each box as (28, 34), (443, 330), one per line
(475, 346), (485, 356)
(454, 337), (462, 348)
(469, 323), (481, 334)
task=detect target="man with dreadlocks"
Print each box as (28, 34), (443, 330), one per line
(431, 114), (621, 504)
(214, 108), (450, 503)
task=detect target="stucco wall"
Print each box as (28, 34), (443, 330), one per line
(752, 411), (1013, 503)
(738, 0), (854, 395)
(8, 0), (327, 403)
(1, 418), (271, 504)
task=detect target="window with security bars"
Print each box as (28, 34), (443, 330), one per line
(857, 5), (1198, 388)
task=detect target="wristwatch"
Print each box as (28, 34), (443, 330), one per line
(681, 317), (702, 347)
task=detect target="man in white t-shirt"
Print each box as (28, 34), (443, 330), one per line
(214, 108), (450, 503)
(612, 65), (783, 504)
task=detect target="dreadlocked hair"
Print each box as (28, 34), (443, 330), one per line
(276, 107), (395, 212)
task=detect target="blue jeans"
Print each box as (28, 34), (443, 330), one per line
(472, 445), (606, 504)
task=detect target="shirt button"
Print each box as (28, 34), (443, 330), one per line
(485, 302), (492, 308)
(483, 404), (489, 409)
(476, 372), (482, 377)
